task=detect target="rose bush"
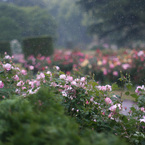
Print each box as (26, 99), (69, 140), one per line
(0, 53), (145, 144)
(18, 49), (145, 85)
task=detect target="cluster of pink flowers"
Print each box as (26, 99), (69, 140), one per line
(96, 85), (112, 91)
(1, 53), (145, 126)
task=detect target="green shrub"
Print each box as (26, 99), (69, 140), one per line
(0, 87), (128, 145)
(0, 41), (11, 56)
(22, 36), (54, 58)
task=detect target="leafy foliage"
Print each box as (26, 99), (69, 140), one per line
(0, 87), (128, 145)
(0, 3), (56, 41)
(23, 36), (54, 58)
(0, 42), (11, 56)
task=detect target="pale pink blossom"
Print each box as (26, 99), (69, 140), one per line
(138, 51), (144, 56)
(90, 97), (94, 102)
(108, 113), (112, 118)
(3, 63), (11, 71)
(0, 81), (4, 88)
(46, 71), (52, 76)
(135, 85), (145, 94)
(17, 81), (24, 87)
(105, 85), (112, 91)
(66, 76), (73, 82)
(37, 73), (45, 80)
(29, 65), (34, 70)
(59, 74), (66, 79)
(21, 70), (27, 75)
(103, 68), (107, 75)
(113, 71), (118, 76)
(71, 81), (77, 86)
(55, 66), (60, 70)
(105, 97), (112, 105)
(109, 104), (122, 112)
(110, 64), (114, 69)
(140, 116), (145, 123)
(13, 75), (19, 81)
(15, 89), (20, 94)
(122, 64), (130, 70)
(4, 55), (11, 59)
(80, 77), (85, 82)
(141, 107), (145, 112)
(22, 87), (26, 90)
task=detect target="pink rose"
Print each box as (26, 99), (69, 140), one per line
(103, 69), (107, 75)
(141, 107), (145, 112)
(113, 71), (118, 76)
(17, 81), (24, 87)
(13, 75), (19, 81)
(66, 76), (73, 82)
(71, 81), (77, 86)
(110, 64), (114, 69)
(21, 70), (27, 75)
(3, 63), (11, 71)
(0, 81), (4, 88)
(105, 97), (112, 105)
(55, 66), (60, 70)
(59, 74), (66, 79)
(122, 64), (130, 70)
(80, 77), (85, 82)
(109, 104), (122, 112)
(29, 65), (34, 70)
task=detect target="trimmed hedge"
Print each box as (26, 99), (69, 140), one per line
(0, 41), (11, 56)
(22, 36), (54, 58)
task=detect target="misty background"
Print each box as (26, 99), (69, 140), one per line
(0, 0), (145, 50)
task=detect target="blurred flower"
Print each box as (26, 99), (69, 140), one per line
(21, 70), (27, 75)
(55, 66), (60, 70)
(140, 116), (145, 123)
(0, 81), (4, 88)
(4, 55), (11, 59)
(122, 64), (130, 70)
(3, 63), (12, 71)
(29, 65), (34, 70)
(59, 74), (66, 79)
(113, 71), (118, 76)
(80, 59), (89, 67)
(13, 75), (19, 81)
(17, 81), (24, 87)
(105, 97), (112, 105)
(109, 104), (121, 112)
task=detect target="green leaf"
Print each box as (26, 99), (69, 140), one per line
(125, 91), (130, 96)
(112, 83), (119, 91)
(131, 94), (138, 99)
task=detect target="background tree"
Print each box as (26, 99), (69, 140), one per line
(44, 0), (91, 48)
(0, 0), (45, 7)
(0, 3), (56, 41)
(0, 3), (28, 41)
(77, 0), (145, 46)
(22, 6), (57, 38)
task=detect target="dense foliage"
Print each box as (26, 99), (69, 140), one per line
(0, 53), (145, 144)
(22, 36), (54, 58)
(0, 3), (56, 41)
(0, 42), (11, 56)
